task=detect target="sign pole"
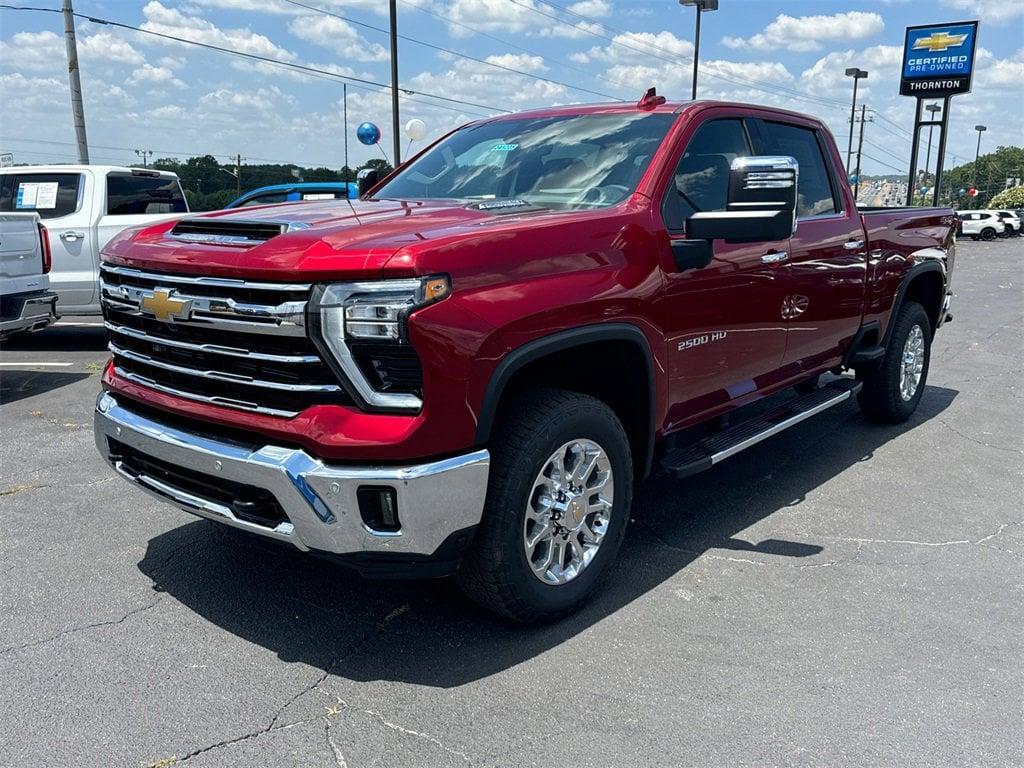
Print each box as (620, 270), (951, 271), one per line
(906, 99), (922, 206)
(932, 96), (952, 206)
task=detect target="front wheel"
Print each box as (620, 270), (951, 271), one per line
(857, 301), (931, 423)
(980, 227), (996, 240)
(458, 388), (633, 622)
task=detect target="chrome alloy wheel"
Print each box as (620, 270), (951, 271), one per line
(523, 439), (614, 586)
(900, 324), (925, 401)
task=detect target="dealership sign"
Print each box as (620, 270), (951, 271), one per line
(900, 21), (979, 97)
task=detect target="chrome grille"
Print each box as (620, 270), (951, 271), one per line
(100, 265), (352, 417)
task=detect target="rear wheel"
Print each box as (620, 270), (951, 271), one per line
(857, 301), (931, 423)
(980, 227), (996, 240)
(458, 388), (632, 622)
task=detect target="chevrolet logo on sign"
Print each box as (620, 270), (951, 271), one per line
(140, 288), (192, 322)
(912, 31), (968, 52)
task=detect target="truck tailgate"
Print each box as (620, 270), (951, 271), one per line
(0, 213), (47, 295)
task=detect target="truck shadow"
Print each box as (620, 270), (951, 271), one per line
(0, 370), (92, 405)
(138, 385), (957, 688)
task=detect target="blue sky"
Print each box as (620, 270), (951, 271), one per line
(1, 0), (1021, 176)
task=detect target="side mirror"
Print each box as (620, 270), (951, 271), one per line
(686, 156), (798, 244)
(357, 168), (380, 199)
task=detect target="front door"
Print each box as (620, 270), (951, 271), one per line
(653, 116), (790, 431)
(754, 119), (867, 373)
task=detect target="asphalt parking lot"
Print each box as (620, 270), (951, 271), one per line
(1, 237), (1021, 768)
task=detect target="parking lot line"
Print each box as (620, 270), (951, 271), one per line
(0, 362), (74, 367)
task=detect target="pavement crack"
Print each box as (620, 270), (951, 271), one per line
(323, 717), (348, 768)
(0, 595), (163, 657)
(936, 418), (1022, 454)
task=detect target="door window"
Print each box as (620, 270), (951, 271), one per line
(106, 173), (188, 215)
(0, 173), (82, 219)
(663, 118), (751, 230)
(758, 121), (839, 218)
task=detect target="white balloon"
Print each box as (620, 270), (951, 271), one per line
(404, 118), (427, 142)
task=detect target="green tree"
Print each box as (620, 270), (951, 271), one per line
(988, 186), (1024, 209)
(939, 145), (1024, 208)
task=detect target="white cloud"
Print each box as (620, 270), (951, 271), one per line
(799, 45), (903, 94)
(287, 15), (389, 61)
(941, 0), (1024, 22)
(187, 0), (398, 14)
(79, 30), (146, 65)
(442, 0), (604, 39)
(568, 0), (610, 17)
(141, 1), (297, 61)
(128, 63), (187, 89)
(574, 30), (693, 65)
(484, 53), (547, 73)
(723, 11), (884, 53)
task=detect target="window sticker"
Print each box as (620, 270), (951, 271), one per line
(15, 182), (58, 209)
(301, 193), (336, 200)
(490, 143), (518, 152)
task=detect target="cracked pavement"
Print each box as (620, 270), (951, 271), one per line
(1, 237), (1021, 767)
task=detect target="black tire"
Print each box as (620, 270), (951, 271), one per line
(457, 388), (633, 622)
(857, 301), (931, 423)
(981, 227), (996, 241)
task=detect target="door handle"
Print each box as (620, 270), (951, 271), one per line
(60, 231), (85, 242)
(761, 251), (789, 264)
(843, 239), (865, 250)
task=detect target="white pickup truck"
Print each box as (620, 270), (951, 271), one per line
(0, 166), (189, 314)
(0, 212), (58, 337)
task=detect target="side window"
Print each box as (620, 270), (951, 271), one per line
(663, 118), (750, 230)
(758, 121), (838, 218)
(240, 193), (288, 207)
(106, 173), (188, 215)
(0, 173), (82, 219)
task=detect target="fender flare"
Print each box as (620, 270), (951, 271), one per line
(474, 322), (657, 476)
(882, 259), (946, 345)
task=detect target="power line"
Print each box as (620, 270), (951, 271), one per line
(282, 0), (627, 102)
(396, 0), (639, 98)
(0, 4), (512, 115)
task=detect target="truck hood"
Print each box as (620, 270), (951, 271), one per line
(101, 198), (539, 280)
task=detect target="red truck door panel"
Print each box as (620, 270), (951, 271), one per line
(753, 119), (868, 373)
(654, 117), (790, 429)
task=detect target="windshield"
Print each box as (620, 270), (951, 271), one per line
(374, 112), (675, 210)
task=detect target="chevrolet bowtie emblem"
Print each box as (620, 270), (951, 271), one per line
(913, 32), (968, 52)
(140, 288), (192, 322)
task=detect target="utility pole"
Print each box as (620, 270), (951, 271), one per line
(389, 0), (401, 166)
(134, 149), (152, 168)
(235, 154), (242, 196)
(342, 83), (349, 180)
(62, 0), (89, 164)
(973, 124), (986, 209)
(844, 68), (868, 172)
(854, 104), (868, 202)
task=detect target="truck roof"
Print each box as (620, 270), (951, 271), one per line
(0, 164), (180, 178)
(475, 99), (827, 126)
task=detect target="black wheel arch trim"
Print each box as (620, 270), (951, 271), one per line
(474, 322), (657, 477)
(882, 260), (946, 346)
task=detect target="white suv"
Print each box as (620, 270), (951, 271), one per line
(957, 211), (1005, 241)
(987, 209), (1022, 237)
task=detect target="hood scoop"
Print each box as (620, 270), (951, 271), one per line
(169, 217), (309, 246)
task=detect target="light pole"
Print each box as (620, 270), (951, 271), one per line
(679, 0), (718, 101)
(134, 149), (152, 168)
(973, 124), (986, 208)
(389, 0), (401, 166)
(844, 68), (868, 172)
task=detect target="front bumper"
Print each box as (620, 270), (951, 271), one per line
(0, 291), (58, 335)
(94, 392), (490, 566)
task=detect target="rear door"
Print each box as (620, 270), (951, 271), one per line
(655, 115), (791, 427)
(0, 170), (94, 309)
(753, 119), (867, 374)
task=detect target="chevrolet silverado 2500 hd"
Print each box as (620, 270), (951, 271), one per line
(94, 98), (956, 621)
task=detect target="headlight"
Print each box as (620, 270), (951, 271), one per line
(311, 276), (450, 411)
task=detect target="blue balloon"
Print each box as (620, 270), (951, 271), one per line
(356, 122), (381, 146)
(958, 188), (966, 195)
(848, 174), (858, 184)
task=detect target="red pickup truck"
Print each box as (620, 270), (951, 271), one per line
(95, 97), (956, 621)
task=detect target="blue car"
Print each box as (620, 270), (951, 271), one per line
(226, 182), (357, 208)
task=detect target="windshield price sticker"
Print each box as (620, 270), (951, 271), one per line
(490, 143), (519, 152)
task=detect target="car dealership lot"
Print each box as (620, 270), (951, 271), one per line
(1, 238), (1021, 768)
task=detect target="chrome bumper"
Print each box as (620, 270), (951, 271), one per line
(94, 392), (490, 557)
(0, 291), (58, 334)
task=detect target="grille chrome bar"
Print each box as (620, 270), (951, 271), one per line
(109, 342), (343, 393)
(104, 322), (320, 364)
(100, 264), (311, 292)
(113, 366), (299, 417)
(100, 279), (306, 335)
